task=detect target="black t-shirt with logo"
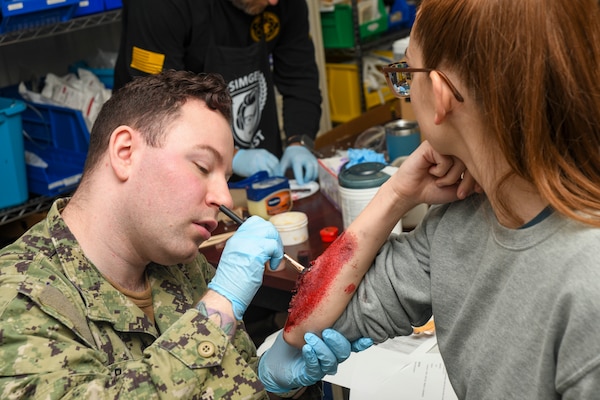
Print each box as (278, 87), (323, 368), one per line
(114, 0), (321, 157)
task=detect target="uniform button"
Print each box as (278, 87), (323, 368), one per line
(198, 341), (215, 357)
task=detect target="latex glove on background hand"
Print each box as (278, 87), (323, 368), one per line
(277, 145), (318, 185)
(258, 329), (373, 394)
(207, 216), (283, 320)
(233, 148), (279, 178)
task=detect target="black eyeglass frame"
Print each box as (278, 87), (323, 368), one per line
(381, 62), (465, 102)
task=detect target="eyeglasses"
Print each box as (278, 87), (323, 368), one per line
(381, 61), (465, 102)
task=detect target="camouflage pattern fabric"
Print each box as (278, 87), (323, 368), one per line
(0, 198), (269, 399)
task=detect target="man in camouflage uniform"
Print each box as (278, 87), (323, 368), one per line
(0, 70), (363, 399)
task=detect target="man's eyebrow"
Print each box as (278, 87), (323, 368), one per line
(193, 144), (222, 160)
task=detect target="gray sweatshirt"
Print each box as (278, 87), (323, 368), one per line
(333, 194), (600, 399)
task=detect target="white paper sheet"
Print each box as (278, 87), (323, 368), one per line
(346, 353), (458, 400)
(257, 331), (458, 400)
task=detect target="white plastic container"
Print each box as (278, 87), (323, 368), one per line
(269, 211), (309, 246)
(338, 186), (403, 235)
(338, 162), (402, 235)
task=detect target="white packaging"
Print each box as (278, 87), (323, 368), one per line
(392, 36), (411, 61)
(317, 150), (349, 210)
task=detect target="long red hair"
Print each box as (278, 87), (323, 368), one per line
(413, 0), (600, 226)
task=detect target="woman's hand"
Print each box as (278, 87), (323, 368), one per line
(389, 140), (481, 207)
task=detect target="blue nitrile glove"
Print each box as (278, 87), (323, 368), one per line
(233, 149), (279, 177)
(207, 216), (283, 320)
(258, 329), (373, 394)
(277, 145), (318, 185)
(350, 337), (374, 352)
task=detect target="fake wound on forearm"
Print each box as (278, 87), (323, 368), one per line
(283, 231), (358, 348)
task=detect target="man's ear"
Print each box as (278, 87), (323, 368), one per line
(430, 71), (455, 125)
(109, 126), (135, 181)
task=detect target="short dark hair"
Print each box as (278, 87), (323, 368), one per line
(84, 70), (232, 175)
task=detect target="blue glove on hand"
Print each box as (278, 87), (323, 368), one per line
(277, 145), (318, 185)
(208, 216), (283, 320)
(258, 329), (373, 394)
(233, 149), (279, 177)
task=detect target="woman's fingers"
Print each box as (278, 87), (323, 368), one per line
(431, 156), (465, 186)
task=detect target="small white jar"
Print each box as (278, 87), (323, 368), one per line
(269, 211), (309, 246)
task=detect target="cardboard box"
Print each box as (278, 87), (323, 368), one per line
(316, 100), (397, 210)
(399, 97), (416, 121)
(316, 100), (401, 151)
(315, 98), (417, 209)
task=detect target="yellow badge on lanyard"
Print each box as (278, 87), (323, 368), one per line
(251, 11), (280, 42)
(130, 46), (165, 75)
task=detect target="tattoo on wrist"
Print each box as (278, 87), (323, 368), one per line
(196, 302), (236, 337)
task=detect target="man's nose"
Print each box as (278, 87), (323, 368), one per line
(209, 179), (234, 210)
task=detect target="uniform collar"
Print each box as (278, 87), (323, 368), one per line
(46, 198), (187, 337)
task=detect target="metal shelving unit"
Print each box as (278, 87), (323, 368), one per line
(0, 10), (121, 226)
(324, 0), (411, 113)
(0, 194), (68, 226)
(0, 9), (121, 47)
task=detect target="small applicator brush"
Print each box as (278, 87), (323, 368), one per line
(218, 204), (305, 273)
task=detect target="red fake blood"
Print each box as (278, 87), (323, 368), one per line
(284, 231), (357, 332)
(344, 283), (356, 294)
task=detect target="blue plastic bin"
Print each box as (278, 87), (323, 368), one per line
(24, 143), (86, 196)
(0, 84), (90, 196)
(21, 100), (90, 152)
(387, 0), (416, 31)
(0, 0), (79, 33)
(0, 97), (28, 209)
(74, 0), (104, 17)
(0, 84), (90, 153)
(103, 0), (121, 10)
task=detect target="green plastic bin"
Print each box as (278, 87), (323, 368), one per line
(321, 1), (388, 49)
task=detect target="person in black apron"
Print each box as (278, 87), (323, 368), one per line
(114, 0), (322, 185)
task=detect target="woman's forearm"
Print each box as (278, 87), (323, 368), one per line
(282, 182), (411, 348)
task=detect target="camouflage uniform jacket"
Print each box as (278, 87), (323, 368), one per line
(0, 199), (269, 399)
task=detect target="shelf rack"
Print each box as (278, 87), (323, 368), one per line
(0, 9), (121, 226)
(324, 0), (411, 114)
(0, 9), (121, 47)
(0, 193), (70, 226)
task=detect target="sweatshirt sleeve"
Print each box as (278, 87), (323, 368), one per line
(332, 207), (447, 343)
